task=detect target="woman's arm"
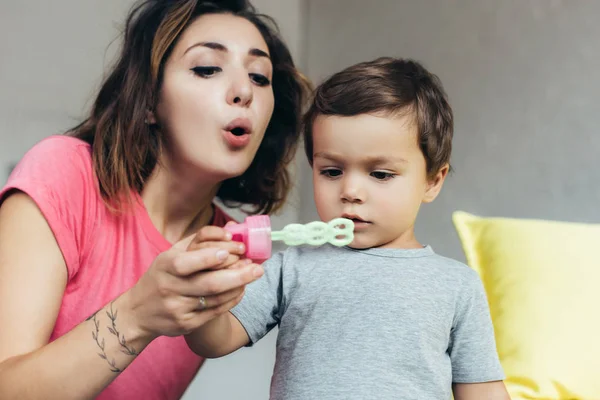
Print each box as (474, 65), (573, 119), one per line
(0, 193), (158, 399)
(0, 192), (262, 400)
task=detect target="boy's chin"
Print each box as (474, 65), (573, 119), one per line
(346, 236), (379, 250)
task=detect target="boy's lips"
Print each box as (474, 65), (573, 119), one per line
(341, 213), (371, 229)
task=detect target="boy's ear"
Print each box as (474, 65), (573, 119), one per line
(423, 164), (449, 203)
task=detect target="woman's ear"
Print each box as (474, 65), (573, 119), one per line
(423, 163), (449, 203)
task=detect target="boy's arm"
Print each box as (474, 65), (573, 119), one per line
(453, 381), (511, 400)
(184, 312), (249, 358)
(186, 250), (289, 358)
(449, 269), (506, 389)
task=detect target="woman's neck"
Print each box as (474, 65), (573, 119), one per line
(141, 161), (221, 244)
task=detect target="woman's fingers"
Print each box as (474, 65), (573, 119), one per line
(186, 241), (244, 269)
(188, 226), (234, 247)
(169, 247), (230, 276)
(188, 239), (245, 255)
(185, 225), (246, 265)
(207, 291), (245, 317)
(188, 291), (247, 328)
(182, 287), (245, 311)
(226, 257), (253, 270)
(176, 259), (252, 297)
(186, 262), (263, 296)
(174, 225), (238, 252)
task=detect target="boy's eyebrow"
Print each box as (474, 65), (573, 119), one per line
(313, 152), (408, 164)
(362, 155), (408, 165)
(183, 41), (271, 59)
(313, 152), (344, 162)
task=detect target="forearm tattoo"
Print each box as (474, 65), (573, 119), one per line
(106, 302), (139, 356)
(91, 312), (121, 373)
(88, 302), (138, 373)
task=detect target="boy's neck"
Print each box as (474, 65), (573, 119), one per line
(375, 229), (423, 250)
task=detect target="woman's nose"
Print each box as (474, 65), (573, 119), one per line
(227, 72), (253, 107)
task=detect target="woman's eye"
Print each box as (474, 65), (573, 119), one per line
(250, 73), (271, 87)
(371, 171), (395, 181)
(191, 66), (222, 77)
(320, 169), (342, 178)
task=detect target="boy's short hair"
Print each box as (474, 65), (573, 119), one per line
(303, 57), (453, 178)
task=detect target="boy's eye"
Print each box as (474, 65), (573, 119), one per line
(320, 168), (342, 178)
(191, 66), (222, 77)
(250, 73), (271, 87)
(371, 171), (395, 181)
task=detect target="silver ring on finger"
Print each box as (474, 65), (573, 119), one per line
(198, 296), (207, 310)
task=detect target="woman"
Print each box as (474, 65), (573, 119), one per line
(0, 0), (310, 399)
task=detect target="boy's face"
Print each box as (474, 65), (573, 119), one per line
(311, 113), (447, 249)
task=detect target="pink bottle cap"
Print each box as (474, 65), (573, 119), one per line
(225, 215), (272, 261)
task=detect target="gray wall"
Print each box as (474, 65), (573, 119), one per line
(300, 0), (600, 261)
(0, 2), (131, 179)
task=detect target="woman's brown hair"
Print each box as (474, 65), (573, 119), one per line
(69, 0), (311, 214)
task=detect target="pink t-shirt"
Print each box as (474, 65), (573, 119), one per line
(0, 135), (235, 399)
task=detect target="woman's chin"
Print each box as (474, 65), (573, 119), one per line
(179, 151), (252, 181)
(212, 162), (252, 181)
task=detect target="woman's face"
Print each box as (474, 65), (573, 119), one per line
(154, 13), (274, 182)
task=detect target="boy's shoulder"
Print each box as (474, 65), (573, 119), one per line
(423, 251), (483, 290)
(428, 251), (477, 274)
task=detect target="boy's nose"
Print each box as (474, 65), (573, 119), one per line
(340, 183), (365, 204)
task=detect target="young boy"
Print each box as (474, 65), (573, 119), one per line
(185, 57), (510, 400)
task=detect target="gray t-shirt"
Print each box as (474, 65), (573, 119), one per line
(231, 244), (504, 400)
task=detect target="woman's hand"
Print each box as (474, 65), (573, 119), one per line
(186, 223), (246, 268)
(123, 226), (263, 341)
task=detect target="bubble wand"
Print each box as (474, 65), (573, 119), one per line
(225, 216), (354, 260)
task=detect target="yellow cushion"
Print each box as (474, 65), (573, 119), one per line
(452, 211), (600, 400)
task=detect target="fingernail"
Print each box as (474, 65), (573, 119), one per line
(224, 232), (232, 240)
(252, 266), (263, 278)
(244, 259), (253, 265)
(216, 250), (229, 260)
(238, 244), (245, 253)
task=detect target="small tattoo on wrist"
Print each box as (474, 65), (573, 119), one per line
(106, 302), (139, 356)
(91, 313), (121, 373)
